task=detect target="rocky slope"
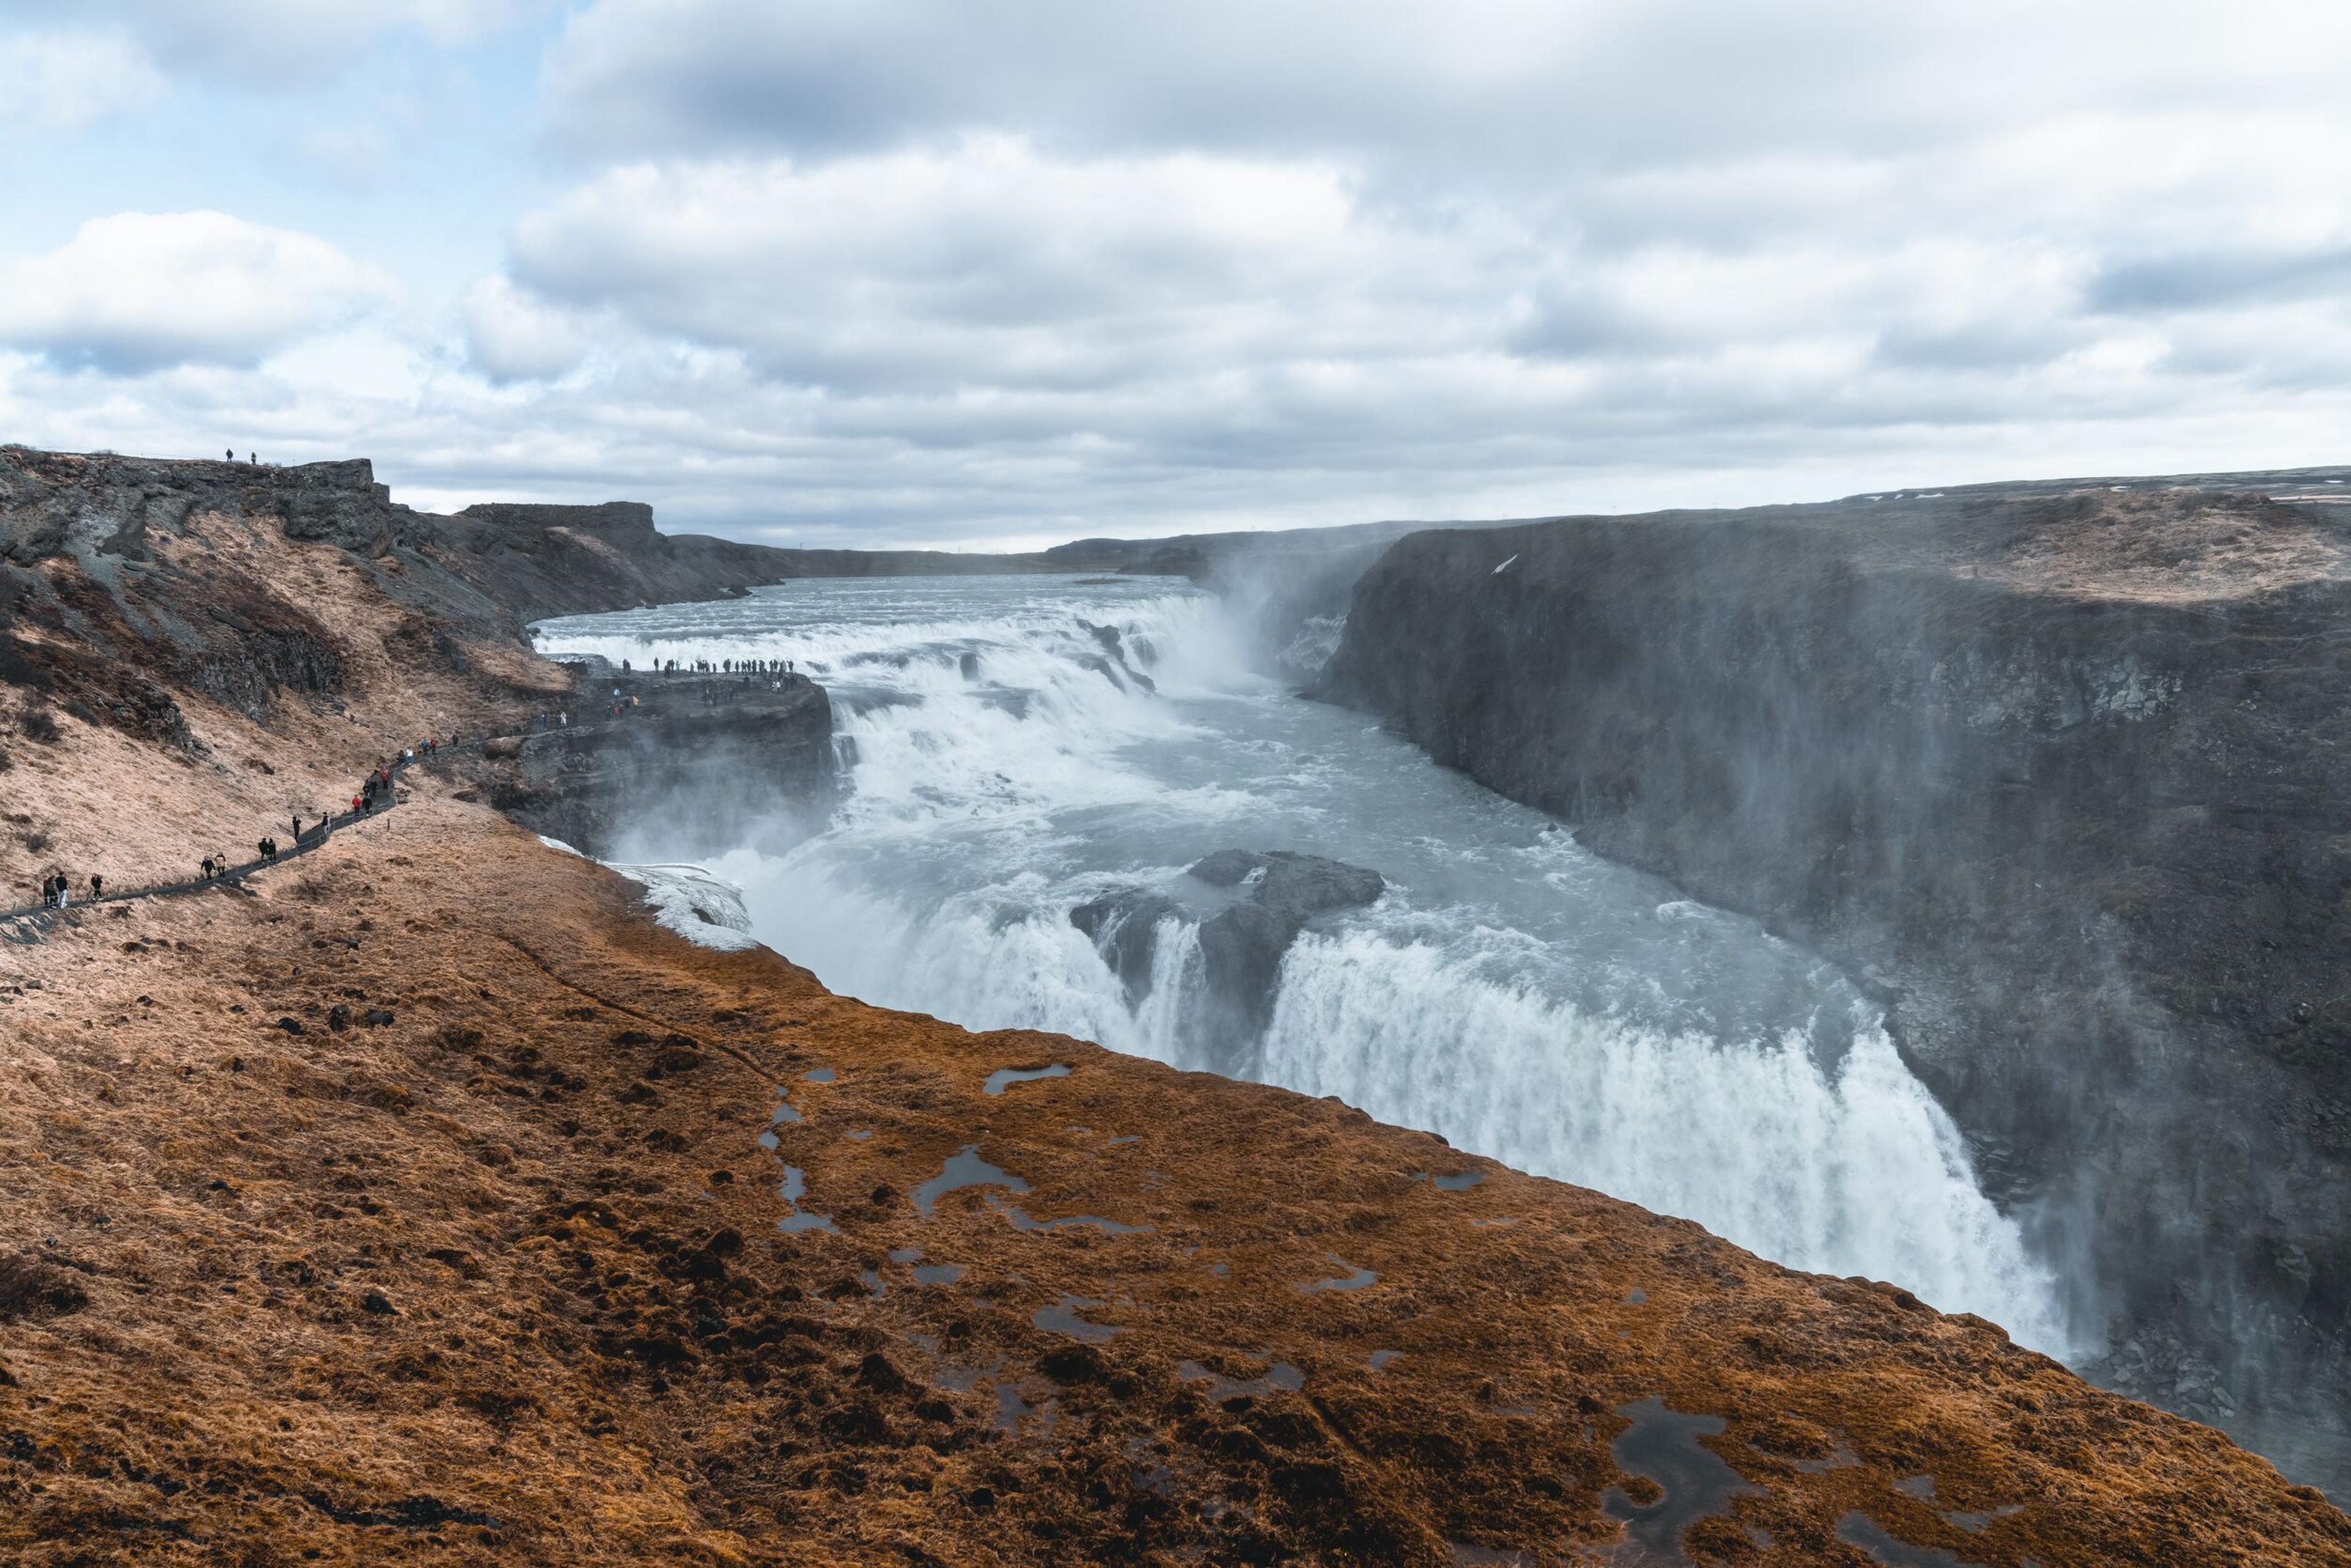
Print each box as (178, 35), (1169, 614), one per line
(1314, 475), (2351, 1490)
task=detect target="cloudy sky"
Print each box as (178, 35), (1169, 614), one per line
(3, 1), (2349, 548)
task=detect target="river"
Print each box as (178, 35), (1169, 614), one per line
(533, 572), (2074, 1354)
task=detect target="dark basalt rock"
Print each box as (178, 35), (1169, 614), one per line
(1188, 850), (1384, 1070)
(1070, 852), (1384, 1065)
(1070, 888), (1182, 1005)
(1079, 621), (1157, 692)
(467, 675), (837, 859)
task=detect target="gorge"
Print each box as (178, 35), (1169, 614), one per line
(3, 445), (2347, 1563)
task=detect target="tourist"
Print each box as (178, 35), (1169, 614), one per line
(88, 874), (102, 900)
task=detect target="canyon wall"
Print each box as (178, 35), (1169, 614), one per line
(468, 675), (836, 858)
(1314, 479), (2351, 1487)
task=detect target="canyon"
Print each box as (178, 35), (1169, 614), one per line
(2, 445), (2348, 1563)
(1315, 471), (2351, 1488)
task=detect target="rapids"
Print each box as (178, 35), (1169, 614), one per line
(534, 574), (2075, 1354)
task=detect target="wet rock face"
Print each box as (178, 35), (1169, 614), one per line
(1068, 852), (1384, 1065)
(470, 676), (838, 858)
(1188, 850), (1384, 1069)
(1069, 888), (1180, 1006)
(1315, 483), (2351, 1488)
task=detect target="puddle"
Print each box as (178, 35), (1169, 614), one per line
(913, 1263), (966, 1285)
(859, 1268), (885, 1300)
(912, 1144), (1030, 1217)
(988, 1195), (1152, 1235)
(1471, 1217), (1518, 1228)
(984, 1063), (1071, 1095)
(1601, 1398), (1760, 1565)
(802, 1067), (836, 1084)
(846, 1129), (872, 1141)
(1179, 1359), (1305, 1398)
(1300, 1254), (1378, 1293)
(774, 1166), (838, 1234)
(1368, 1349), (1403, 1371)
(994, 1382), (1035, 1433)
(1894, 1476), (1935, 1501)
(1108, 1134), (1139, 1145)
(1033, 1296), (1123, 1343)
(1792, 1440), (1862, 1474)
(1625, 1288), (1648, 1304)
(1835, 1513), (1987, 1568)
(771, 1097), (801, 1125)
(889, 1245), (924, 1264)
(757, 1131), (779, 1151)
(1944, 1506), (2023, 1536)
(1433, 1171), (1485, 1191)
(935, 1355), (1002, 1393)
(1449, 1546), (1532, 1567)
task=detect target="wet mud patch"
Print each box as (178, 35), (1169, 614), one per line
(1836, 1511), (1989, 1567)
(912, 1143), (1029, 1217)
(1601, 1397), (1759, 1565)
(983, 1062), (1070, 1095)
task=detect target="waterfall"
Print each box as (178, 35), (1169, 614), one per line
(534, 574), (2079, 1356)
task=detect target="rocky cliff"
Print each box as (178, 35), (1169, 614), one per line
(1314, 475), (2351, 1489)
(469, 673), (836, 857)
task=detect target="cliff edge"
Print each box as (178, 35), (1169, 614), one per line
(1316, 479), (2351, 1488)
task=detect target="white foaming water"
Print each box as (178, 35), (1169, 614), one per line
(535, 574), (2077, 1354)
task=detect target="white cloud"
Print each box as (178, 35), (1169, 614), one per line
(463, 275), (593, 383)
(0, 29), (167, 134)
(503, 141), (1494, 396)
(11, 0), (2351, 546)
(0, 212), (396, 374)
(5, 0), (555, 82)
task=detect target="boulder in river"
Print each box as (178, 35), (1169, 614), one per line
(1188, 850), (1384, 1070)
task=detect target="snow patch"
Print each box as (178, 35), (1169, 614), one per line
(610, 861), (761, 951)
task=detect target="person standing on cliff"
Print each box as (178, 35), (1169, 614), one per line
(89, 874), (102, 901)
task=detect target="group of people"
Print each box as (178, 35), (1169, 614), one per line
(658, 656), (793, 675)
(36, 872), (97, 909)
(17, 733), (466, 918)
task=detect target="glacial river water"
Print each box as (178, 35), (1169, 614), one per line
(534, 573), (2075, 1353)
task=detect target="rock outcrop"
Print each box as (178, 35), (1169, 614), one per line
(468, 674), (836, 857)
(1315, 476), (2351, 1489)
(1074, 852), (1385, 1071)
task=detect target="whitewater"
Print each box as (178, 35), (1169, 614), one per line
(534, 572), (2075, 1354)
